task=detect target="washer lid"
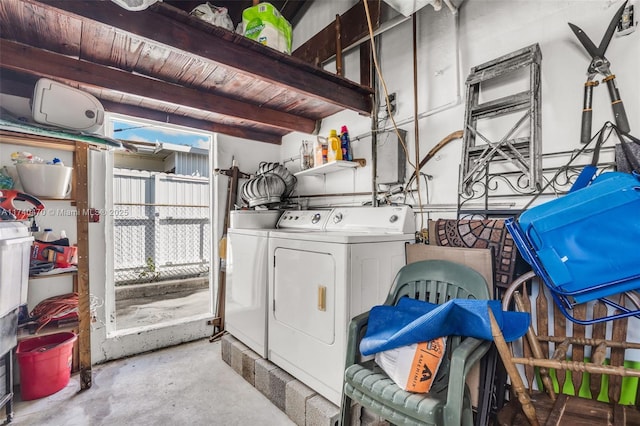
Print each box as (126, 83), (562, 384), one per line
(227, 227), (272, 237)
(230, 209), (282, 229)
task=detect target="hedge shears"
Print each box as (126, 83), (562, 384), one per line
(569, 1), (630, 143)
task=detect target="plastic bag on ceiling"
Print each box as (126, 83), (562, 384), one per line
(190, 3), (234, 31)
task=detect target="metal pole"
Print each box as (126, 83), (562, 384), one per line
(412, 13), (421, 223)
(371, 43), (378, 207)
(335, 14), (343, 76)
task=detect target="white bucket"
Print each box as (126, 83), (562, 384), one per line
(16, 163), (73, 198)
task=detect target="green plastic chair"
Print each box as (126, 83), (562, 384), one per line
(340, 259), (492, 426)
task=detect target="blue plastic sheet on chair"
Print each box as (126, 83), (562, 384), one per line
(360, 298), (530, 356)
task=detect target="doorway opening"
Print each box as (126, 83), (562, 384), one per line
(106, 116), (213, 332)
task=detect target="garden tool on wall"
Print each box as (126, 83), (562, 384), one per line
(569, 1), (631, 144)
(210, 157), (250, 342)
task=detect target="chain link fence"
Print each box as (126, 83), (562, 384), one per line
(113, 169), (210, 285)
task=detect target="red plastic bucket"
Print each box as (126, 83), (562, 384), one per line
(16, 332), (77, 400)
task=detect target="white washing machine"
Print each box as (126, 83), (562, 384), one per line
(225, 209), (332, 358)
(267, 205), (416, 405)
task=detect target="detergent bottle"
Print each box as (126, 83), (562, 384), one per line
(340, 125), (352, 161)
(327, 129), (342, 162)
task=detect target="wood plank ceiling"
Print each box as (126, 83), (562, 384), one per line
(0, 0), (373, 145)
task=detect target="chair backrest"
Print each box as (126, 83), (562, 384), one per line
(502, 271), (640, 405)
(384, 259), (491, 307)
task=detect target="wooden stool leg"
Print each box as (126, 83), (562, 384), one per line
(513, 292), (556, 401)
(489, 308), (540, 426)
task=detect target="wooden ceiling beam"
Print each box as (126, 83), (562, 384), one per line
(293, 1), (384, 66)
(0, 70), (283, 144)
(38, 0), (373, 115)
(0, 70), (34, 98)
(0, 39), (316, 134)
(101, 101), (283, 145)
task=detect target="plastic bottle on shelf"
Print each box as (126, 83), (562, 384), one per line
(299, 140), (312, 170)
(340, 125), (353, 161)
(10, 151), (45, 164)
(322, 139), (328, 164)
(314, 138), (324, 167)
(307, 141), (314, 168)
(327, 129), (342, 162)
(41, 228), (54, 242)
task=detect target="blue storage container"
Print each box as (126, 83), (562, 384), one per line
(514, 172), (640, 304)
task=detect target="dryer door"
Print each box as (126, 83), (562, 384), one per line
(268, 237), (348, 405)
(272, 247), (335, 343)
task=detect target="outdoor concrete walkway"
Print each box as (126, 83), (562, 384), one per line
(115, 287), (210, 330)
(115, 278), (210, 330)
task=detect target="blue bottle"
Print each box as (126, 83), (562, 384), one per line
(340, 125), (352, 161)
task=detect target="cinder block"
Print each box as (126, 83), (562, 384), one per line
(242, 349), (261, 385)
(230, 340), (249, 375)
(285, 380), (316, 426)
(360, 407), (390, 426)
(255, 358), (278, 397)
(306, 395), (340, 426)
(220, 334), (238, 366)
(269, 367), (295, 411)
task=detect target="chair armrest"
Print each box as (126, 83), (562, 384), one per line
(444, 337), (492, 425)
(344, 311), (370, 368)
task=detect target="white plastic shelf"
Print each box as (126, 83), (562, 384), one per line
(294, 160), (359, 177)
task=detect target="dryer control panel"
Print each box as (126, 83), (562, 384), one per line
(325, 205), (415, 234)
(276, 209), (333, 230)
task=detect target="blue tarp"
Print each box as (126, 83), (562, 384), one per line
(360, 298), (530, 356)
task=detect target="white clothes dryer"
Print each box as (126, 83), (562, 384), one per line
(267, 206), (416, 405)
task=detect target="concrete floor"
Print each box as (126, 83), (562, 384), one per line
(9, 338), (295, 426)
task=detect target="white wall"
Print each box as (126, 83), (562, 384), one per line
(284, 0), (640, 223)
(214, 134), (281, 241)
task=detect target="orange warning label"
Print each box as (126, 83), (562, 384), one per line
(406, 337), (446, 393)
